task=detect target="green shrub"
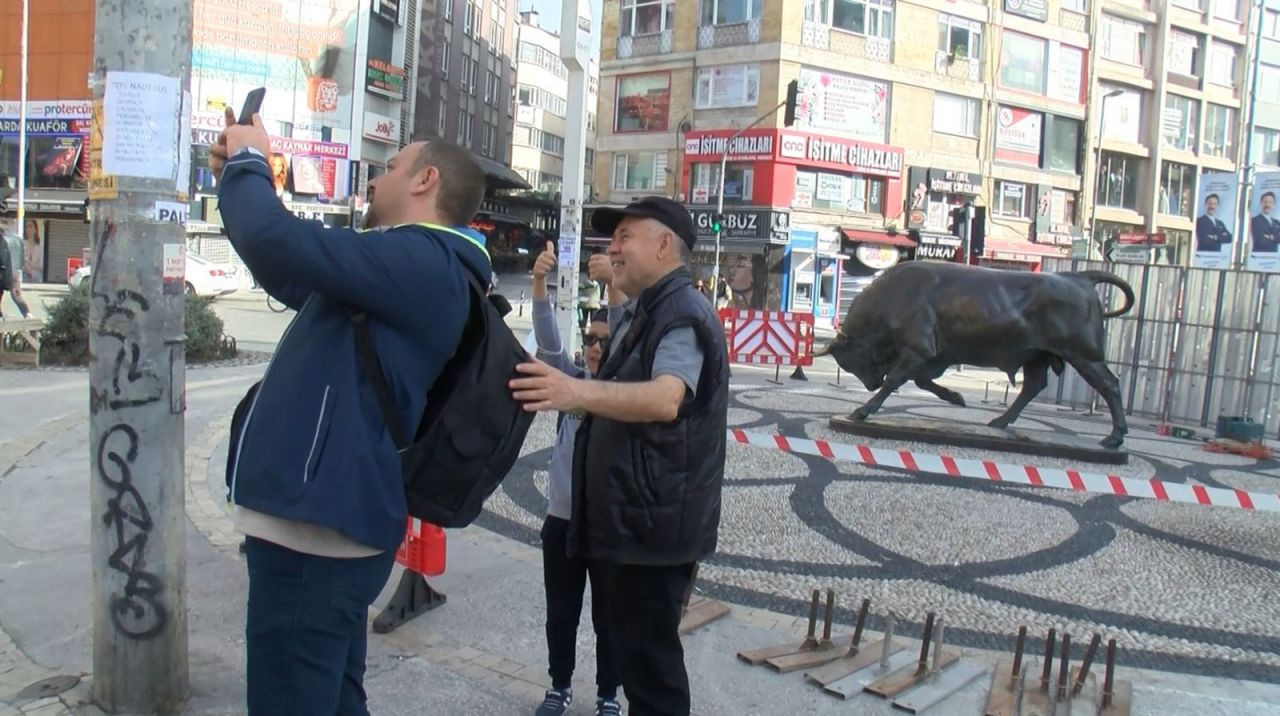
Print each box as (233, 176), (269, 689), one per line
(39, 286), (237, 365)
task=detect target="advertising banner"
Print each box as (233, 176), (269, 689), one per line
(1193, 171), (1237, 269)
(794, 68), (889, 143)
(1247, 171), (1280, 273)
(995, 106), (1042, 166)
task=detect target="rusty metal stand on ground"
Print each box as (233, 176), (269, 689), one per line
(865, 612), (965, 702)
(1021, 628), (1057, 716)
(823, 612), (914, 699)
(984, 626), (1027, 716)
(805, 598), (879, 686)
(738, 589), (840, 665)
(371, 571), (447, 634)
(678, 564), (730, 634)
(894, 617), (988, 714)
(765, 590), (847, 672)
(1099, 638), (1132, 715)
(828, 366), (842, 388)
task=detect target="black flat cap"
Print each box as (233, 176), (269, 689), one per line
(590, 196), (697, 250)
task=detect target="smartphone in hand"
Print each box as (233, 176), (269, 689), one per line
(238, 88), (266, 126)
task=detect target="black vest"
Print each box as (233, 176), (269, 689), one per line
(569, 267), (729, 565)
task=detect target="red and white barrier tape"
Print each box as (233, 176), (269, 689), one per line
(728, 429), (1280, 513)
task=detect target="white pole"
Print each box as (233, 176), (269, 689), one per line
(16, 0), (29, 232)
(557, 0), (593, 357)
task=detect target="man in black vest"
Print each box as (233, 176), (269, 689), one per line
(1250, 191), (1279, 254)
(511, 196), (729, 715)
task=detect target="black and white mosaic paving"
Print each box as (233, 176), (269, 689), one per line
(478, 378), (1280, 684)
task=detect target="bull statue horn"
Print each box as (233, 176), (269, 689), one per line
(813, 330), (846, 357)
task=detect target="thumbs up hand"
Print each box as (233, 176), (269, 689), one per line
(532, 241), (557, 280)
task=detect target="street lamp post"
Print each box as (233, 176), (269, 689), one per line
(16, 0), (29, 231)
(1089, 89), (1125, 259)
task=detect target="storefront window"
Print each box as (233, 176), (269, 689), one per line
(615, 73), (671, 132)
(692, 162), (753, 204)
(1096, 151), (1142, 210)
(612, 151), (657, 191)
(794, 170), (884, 215)
(994, 181), (1030, 218)
(1159, 161), (1196, 219)
(999, 32), (1047, 94)
(1043, 116), (1081, 173)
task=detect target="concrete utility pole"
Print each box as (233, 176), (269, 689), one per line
(15, 0), (28, 230)
(556, 0), (594, 354)
(1233, 0), (1265, 270)
(88, 0), (191, 711)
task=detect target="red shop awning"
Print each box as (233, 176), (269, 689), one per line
(841, 228), (917, 248)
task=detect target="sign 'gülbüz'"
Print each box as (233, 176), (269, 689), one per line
(689, 207), (790, 241)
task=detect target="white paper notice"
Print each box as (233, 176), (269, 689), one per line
(176, 90), (192, 197)
(558, 233), (578, 266)
(102, 71), (180, 179)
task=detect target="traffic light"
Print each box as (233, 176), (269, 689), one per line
(947, 205), (967, 237)
(711, 213), (724, 234)
(783, 79), (800, 128)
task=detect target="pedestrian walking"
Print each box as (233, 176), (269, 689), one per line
(0, 231), (31, 319)
(210, 108), (492, 715)
(510, 196), (730, 716)
(529, 240), (626, 716)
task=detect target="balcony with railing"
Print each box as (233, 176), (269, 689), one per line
(934, 51), (982, 82)
(800, 22), (891, 62)
(1059, 9), (1089, 32)
(697, 19), (761, 49)
(617, 30), (674, 59)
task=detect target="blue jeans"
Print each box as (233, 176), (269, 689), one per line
(244, 537), (396, 715)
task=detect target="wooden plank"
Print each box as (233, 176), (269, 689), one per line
(678, 597), (729, 634)
(764, 637), (850, 673)
(737, 641), (813, 666)
(804, 638), (888, 686)
(863, 651), (959, 699)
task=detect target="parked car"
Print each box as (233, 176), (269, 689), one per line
(69, 252), (238, 298)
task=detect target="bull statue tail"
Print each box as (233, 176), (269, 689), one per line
(1075, 270), (1136, 318)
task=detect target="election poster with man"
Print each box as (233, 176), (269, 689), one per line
(1192, 171), (1238, 269)
(1247, 171), (1280, 273)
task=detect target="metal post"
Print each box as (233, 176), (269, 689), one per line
(1234, 0), (1266, 270)
(711, 100), (787, 295)
(15, 0), (29, 231)
(1089, 91), (1123, 259)
(89, 0), (191, 711)
(556, 0), (594, 359)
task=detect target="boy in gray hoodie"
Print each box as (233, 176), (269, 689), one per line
(531, 243), (626, 716)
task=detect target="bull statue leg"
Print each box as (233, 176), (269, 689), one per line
(1064, 357), (1128, 448)
(914, 378), (966, 407)
(850, 357), (928, 421)
(988, 355), (1052, 429)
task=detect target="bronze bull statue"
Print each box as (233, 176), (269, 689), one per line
(815, 262), (1135, 448)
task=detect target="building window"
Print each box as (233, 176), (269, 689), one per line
(1212, 0), (1239, 20)
(938, 15), (981, 61)
(1096, 151), (1142, 211)
(470, 2), (483, 37)
(1207, 42), (1238, 87)
(805, 0), (895, 40)
(1162, 94), (1198, 152)
(701, 0), (763, 26)
(485, 71), (498, 105)
(1061, 0), (1087, 12)
(615, 73), (671, 132)
(1159, 162), (1196, 218)
(1167, 30), (1201, 78)
(437, 97), (447, 137)
(1251, 127), (1280, 167)
(1100, 16), (1146, 67)
(463, 1), (474, 34)
(1172, 0), (1202, 10)
(1099, 84), (1143, 143)
(1051, 189), (1079, 226)
(692, 162), (754, 204)
(518, 84), (567, 117)
(999, 32), (1047, 95)
(933, 93), (979, 137)
(1265, 9), (1280, 40)
(482, 124), (496, 158)
(994, 181), (1030, 219)
(518, 41), (567, 78)
(1043, 116), (1081, 173)
(442, 0), (452, 22)
(1202, 104), (1235, 158)
(470, 59), (480, 92)
(440, 39), (451, 77)
(696, 65), (760, 108)
(612, 151), (658, 191)
(793, 171), (884, 214)
(621, 0), (675, 36)
(1261, 64), (1280, 103)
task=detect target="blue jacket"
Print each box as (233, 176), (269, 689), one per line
(221, 150), (492, 552)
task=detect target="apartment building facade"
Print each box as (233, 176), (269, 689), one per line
(507, 9), (598, 232)
(588, 0), (1270, 324)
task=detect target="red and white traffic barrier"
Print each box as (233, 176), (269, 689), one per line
(727, 429), (1280, 513)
